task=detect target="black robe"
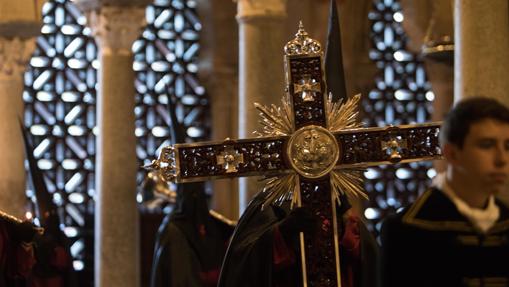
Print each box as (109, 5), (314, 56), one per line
(218, 191), (381, 287)
(150, 184), (235, 287)
(28, 231), (75, 287)
(0, 218), (37, 287)
(381, 188), (509, 287)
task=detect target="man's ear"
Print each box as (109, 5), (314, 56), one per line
(442, 143), (459, 164)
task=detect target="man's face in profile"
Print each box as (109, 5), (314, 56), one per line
(450, 118), (509, 195)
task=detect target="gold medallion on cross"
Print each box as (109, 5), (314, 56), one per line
(147, 22), (442, 287)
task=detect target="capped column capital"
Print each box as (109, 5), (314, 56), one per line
(236, 0), (287, 23)
(0, 37), (36, 81)
(85, 6), (146, 56)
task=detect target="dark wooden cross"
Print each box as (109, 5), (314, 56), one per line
(149, 24), (442, 287)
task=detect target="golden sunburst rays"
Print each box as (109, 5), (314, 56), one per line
(256, 93), (368, 208)
(330, 168), (368, 205)
(325, 93), (368, 204)
(326, 93), (363, 132)
(261, 169), (368, 209)
(261, 173), (299, 210)
(253, 94), (294, 137)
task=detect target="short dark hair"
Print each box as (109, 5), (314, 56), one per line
(440, 97), (509, 148)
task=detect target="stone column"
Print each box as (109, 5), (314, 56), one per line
(0, 0), (42, 218)
(80, 4), (147, 287)
(454, 0), (509, 105)
(454, 0), (509, 199)
(198, 0), (239, 219)
(0, 37), (36, 218)
(237, 0), (287, 212)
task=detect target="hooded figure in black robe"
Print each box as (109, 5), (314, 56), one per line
(217, 191), (380, 287)
(21, 123), (77, 287)
(0, 215), (38, 287)
(150, 182), (235, 287)
(149, 94), (235, 287)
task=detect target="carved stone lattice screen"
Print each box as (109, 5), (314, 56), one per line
(133, 0), (209, 188)
(23, 0), (98, 278)
(362, 0), (436, 234)
(23, 0), (208, 284)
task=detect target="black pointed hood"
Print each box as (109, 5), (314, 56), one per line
(325, 0), (348, 103)
(20, 121), (61, 237)
(165, 94), (208, 218)
(165, 94), (224, 270)
(21, 121), (79, 286)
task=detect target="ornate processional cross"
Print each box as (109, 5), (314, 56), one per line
(148, 23), (442, 287)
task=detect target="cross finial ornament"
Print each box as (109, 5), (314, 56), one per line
(147, 24), (442, 287)
(284, 21), (322, 56)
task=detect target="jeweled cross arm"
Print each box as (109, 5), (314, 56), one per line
(147, 121), (440, 183)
